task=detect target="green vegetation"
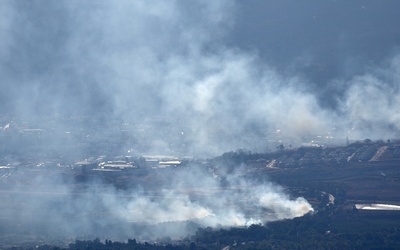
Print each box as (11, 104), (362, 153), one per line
(29, 211), (400, 250)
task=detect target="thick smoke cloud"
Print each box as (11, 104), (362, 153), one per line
(0, 166), (312, 242)
(1, 0), (398, 245)
(1, 1), (400, 156)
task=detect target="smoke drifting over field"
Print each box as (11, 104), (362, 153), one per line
(0, 166), (312, 241)
(1, 1), (399, 245)
(0, 1), (400, 156)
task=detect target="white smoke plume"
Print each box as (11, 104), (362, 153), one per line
(0, 1), (399, 157)
(1, 1), (398, 245)
(0, 164), (313, 243)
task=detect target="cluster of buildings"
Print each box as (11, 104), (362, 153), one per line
(75, 155), (186, 175)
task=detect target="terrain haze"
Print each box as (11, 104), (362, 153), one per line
(1, 1), (400, 248)
(1, 1), (400, 156)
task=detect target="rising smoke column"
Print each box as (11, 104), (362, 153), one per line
(0, 1), (399, 240)
(1, 1), (400, 244)
(102, 166), (314, 228)
(0, 164), (313, 242)
(1, 1), (400, 156)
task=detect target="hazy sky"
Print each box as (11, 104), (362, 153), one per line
(232, 1), (400, 107)
(1, 1), (400, 155)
